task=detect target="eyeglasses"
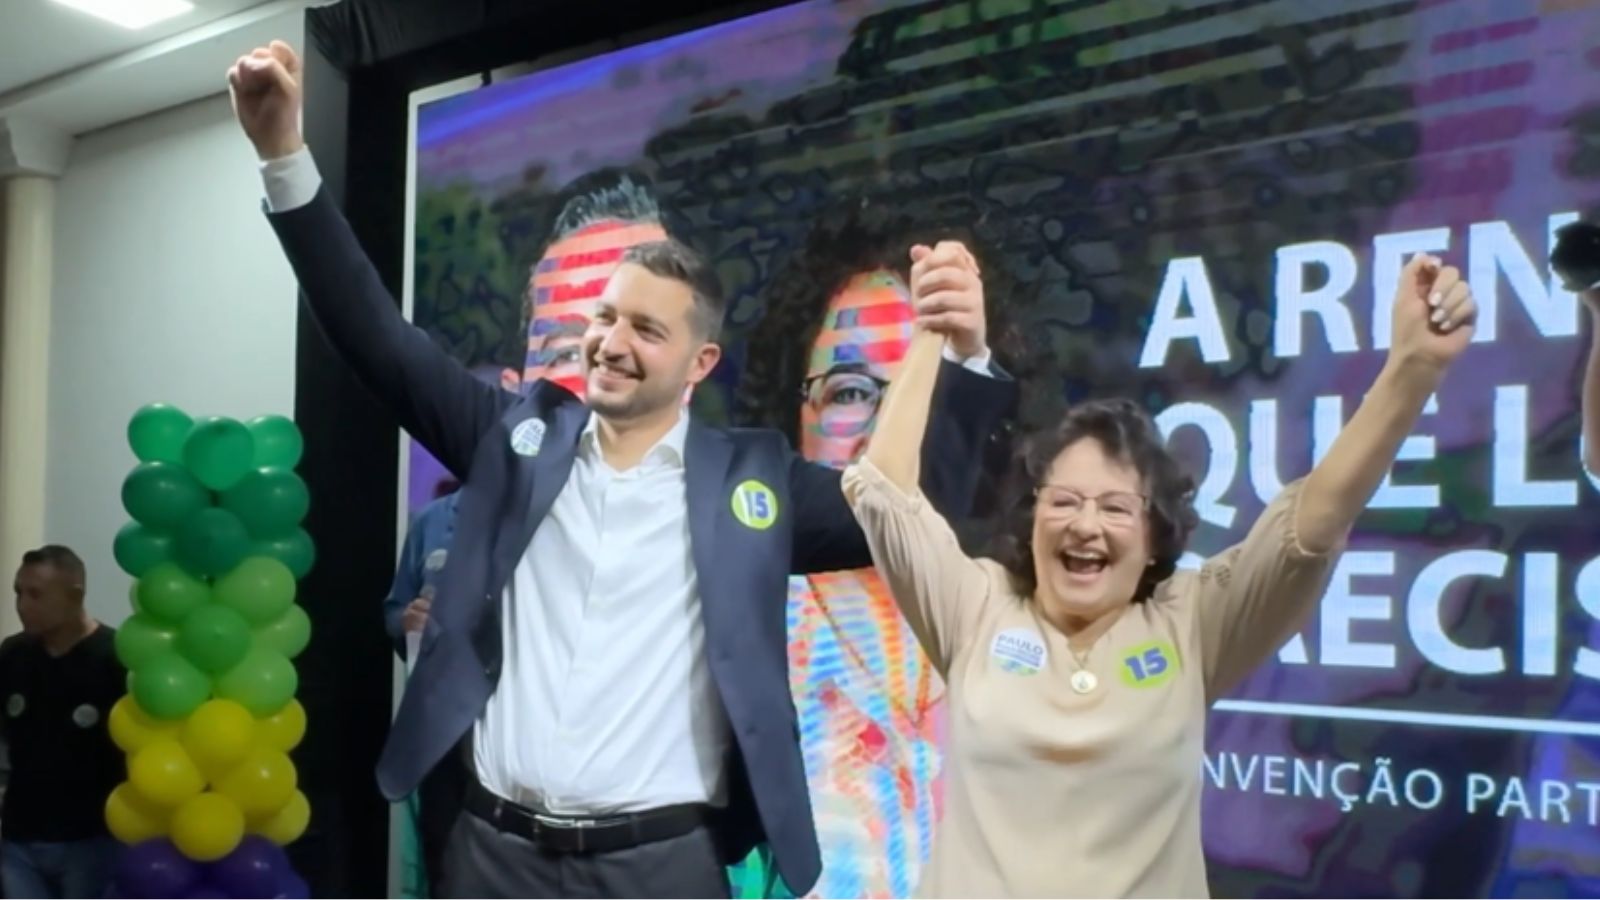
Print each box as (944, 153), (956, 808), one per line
(800, 368), (890, 439)
(1034, 486), (1148, 528)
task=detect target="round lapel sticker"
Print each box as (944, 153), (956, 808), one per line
(990, 628), (1047, 676)
(731, 480), (779, 530)
(424, 549), (448, 573)
(6, 694), (23, 717)
(510, 418), (547, 457)
(71, 704), (100, 728)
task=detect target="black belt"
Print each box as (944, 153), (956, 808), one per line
(463, 779), (715, 855)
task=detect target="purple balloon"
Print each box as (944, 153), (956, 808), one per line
(207, 835), (289, 899)
(182, 888), (230, 900)
(114, 840), (201, 899)
(274, 875), (310, 899)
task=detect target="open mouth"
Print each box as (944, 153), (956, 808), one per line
(1059, 550), (1109, 576)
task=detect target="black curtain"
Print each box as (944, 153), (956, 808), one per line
(288, 0), (785, 893)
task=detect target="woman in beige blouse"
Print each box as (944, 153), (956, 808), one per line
(844, 243), (1477, 898)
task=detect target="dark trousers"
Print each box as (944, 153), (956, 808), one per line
(415, 752), (467, 892)
(439, 807), (731, 899)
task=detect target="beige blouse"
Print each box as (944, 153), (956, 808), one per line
(843, 459), (1342, 898)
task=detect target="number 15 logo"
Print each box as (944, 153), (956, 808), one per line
(1120, 641), (1179, 688)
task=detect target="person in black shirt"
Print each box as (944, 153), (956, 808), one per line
(0, 546), (124, 899)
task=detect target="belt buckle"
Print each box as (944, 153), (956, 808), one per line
(533, 812), (594, 854)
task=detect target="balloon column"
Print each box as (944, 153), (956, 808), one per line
(107, 404), (314, 899)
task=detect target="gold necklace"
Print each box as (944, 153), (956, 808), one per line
(1067, 641), (1097, 694)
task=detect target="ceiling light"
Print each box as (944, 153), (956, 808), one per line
(48, 0), (195, 30)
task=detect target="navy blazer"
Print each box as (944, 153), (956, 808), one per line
(266, 188), (1015, 893)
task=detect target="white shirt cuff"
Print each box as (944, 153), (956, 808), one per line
(261, 145), (321, 213)
(942, 344), (993, 376)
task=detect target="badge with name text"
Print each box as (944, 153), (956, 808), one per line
(1119, 640), (1180, 688)
(990, 628), (1047, 676)
(730, 480), (779, 530)
(509, 418), (546, 457)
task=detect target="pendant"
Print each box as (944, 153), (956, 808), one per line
(1070, 669), (1098, 694)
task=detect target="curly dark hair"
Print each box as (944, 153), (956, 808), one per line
(734, 195), (1020, 445)
(989, 398), (1199, 603)
(733, 197), (913, 442)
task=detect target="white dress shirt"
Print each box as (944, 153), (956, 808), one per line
(474, 412), (733, 813)
(260, 147), (994, 814)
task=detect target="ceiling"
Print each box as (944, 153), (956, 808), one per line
(0, 0), (326, 137)
(0, 0), (267, 94)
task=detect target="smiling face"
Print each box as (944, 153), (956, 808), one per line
(519, 219), (669, 395)
(581, 262), (720, 422)
(1030, 438), (1153, 628)
(798, 269), (916, 469)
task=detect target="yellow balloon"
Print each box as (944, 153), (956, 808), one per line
(109, 696), (179, 754)
(105, 782), (169, 844)
(171, 793), (244, 862)
(215, 748), (296, 816)
(248, 788), (309, 845)
(181, 699), (255, 776)
(255, 699), (306, 752)
(128, 739), (204, 807)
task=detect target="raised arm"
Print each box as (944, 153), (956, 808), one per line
(788, 238), (1015, 573)
(839, 243), (998, 671)
(1296, 254), (1475, 549)
(788, 355), (1014, 573)
(1189, 253), (1477, 696)
(228, 41), (508, 477)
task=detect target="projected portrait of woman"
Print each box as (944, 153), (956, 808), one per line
(733, 199), (962, 899)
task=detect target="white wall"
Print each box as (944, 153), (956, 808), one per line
(47, 91), (299, 624)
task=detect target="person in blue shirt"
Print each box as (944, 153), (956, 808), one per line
(386, 484), (460, 897)
(385, 488), (461, 657)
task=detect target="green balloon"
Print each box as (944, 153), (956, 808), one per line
(251, 530), (315, 580)
(175, 508), (251, 579)
(131, 652), (211, 720)
(137, 563), (210, 624)
(254, 605), (311, 659)
(214, 557), (295, 625)
(216, 648), (298, 717)
(182, 417), (254, 491)
(221, 469), (310, 539)
(247, 415), (303, 469)
(113, 523), (173, 577)
(121, 463), (208, 529)
(114, 614), (179, 670)
(177, 604), (252, 674)
(127, 403), (193, 463)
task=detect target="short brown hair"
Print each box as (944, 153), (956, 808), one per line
(620, 239), (726, 340)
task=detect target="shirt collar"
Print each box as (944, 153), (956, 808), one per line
(580, 408), (689, 468)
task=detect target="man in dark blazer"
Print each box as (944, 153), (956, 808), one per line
(229, 41), (1014, 899)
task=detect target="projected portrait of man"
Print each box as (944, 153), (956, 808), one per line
(503, 172), (670, 396)
(734, 199), (956, 899)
